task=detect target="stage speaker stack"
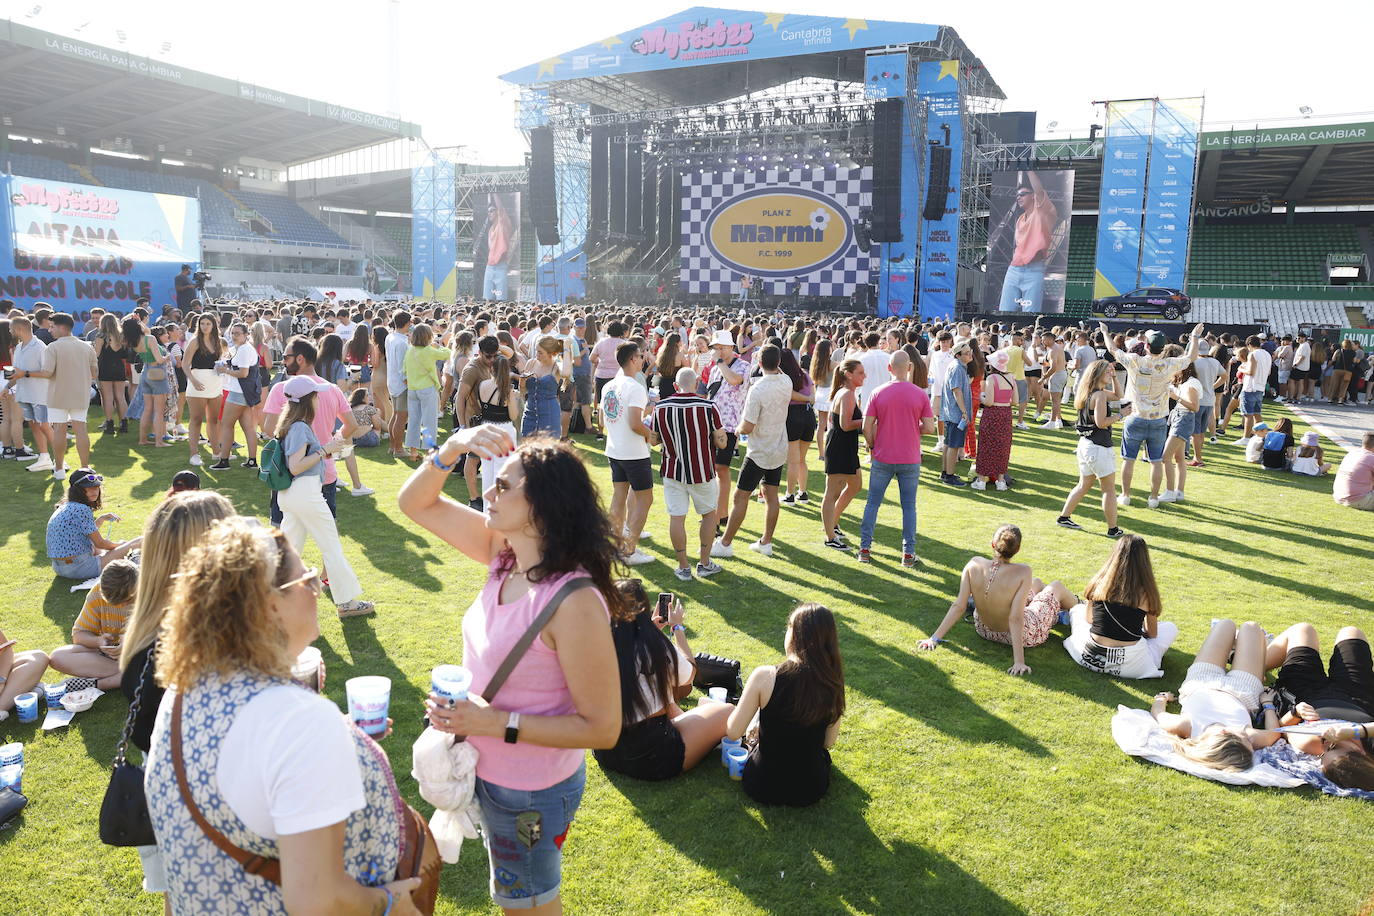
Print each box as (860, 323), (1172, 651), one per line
(609, 132), (627, 238)
(530, 127), (560, 245)
(922, 145), (952, 221)
(625, 135), (643, 240)
(871, 98), (903, 243)
(588, 126), (610, 243)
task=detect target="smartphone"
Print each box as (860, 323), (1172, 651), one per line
(656, 592), (672, 621)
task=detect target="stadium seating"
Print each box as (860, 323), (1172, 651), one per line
(87, 164), (254, 241)
(1187, 298), (1349, 334)
(1, 151), (83, 182)
(231, 191), (352, 248)
(1188, 223), (1362, 285)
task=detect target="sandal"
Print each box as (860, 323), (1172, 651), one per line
(336, 600), (376, 619)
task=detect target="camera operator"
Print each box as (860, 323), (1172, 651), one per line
(173, 265), (198, 312)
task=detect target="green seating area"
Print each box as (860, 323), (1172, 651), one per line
(377, 220), (412, 259)
(1189, 222), (1361, 284)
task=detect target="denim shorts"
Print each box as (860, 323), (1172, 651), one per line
(943, 422), (967, 450)
(52, 554), (101, 581)
(225, 390), (248, 407)
(476, 762), (586, 909)
(1241, 391), (1263, 415)
(1121, 415), (1167, 462)
(1194, 404), (1213, 433)
(19, 400), (47, 422)
(1168, 408), (1196, 440)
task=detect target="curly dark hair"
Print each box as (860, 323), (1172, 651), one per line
(495, 436), (626, 618)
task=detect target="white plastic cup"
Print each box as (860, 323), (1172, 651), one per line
(708, 687), (728, 702)
(727, 746), (749, 780)
(14, 693), (38, 723)
(0, 742), (22, 767)
(345, 676), (391, 736)
(43, 683), (65, 709)
(292, 647), (324, 693)
(720, 736), (742, 767)
(431, 665), (472, 703)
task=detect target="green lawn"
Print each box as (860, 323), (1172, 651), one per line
(2, 408), (1372, 916)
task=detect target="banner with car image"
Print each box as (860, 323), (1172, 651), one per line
(983, 168), (1075, 313)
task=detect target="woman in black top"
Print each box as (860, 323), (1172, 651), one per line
(93, 313), (132, 434)
(1260, 416), (1296, 470)
(727, 603), (845, 807)
(821, 359), (864, 550)
(1328, 339), (1358, 404)
(1057, 361), (1124, 537)
(1063, 534), (1180, 679)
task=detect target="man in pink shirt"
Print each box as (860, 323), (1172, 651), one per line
(857, 351), (936, 567)
(1334, 431), (1374, 511)
(262, 336), (362, 525)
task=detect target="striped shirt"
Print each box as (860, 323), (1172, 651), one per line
(652, 393), (722, 484)
(74, 584), (133, 640)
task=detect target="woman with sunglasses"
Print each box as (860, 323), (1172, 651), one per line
(45, 468), (141, 581)
(521, 336), (568, 440)
(144, 517), (423, 916)
(399, 429), (621, 915)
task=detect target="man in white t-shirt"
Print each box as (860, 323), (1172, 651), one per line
(712, 344), (791, 559)
(1293, 333), (1314, 402)
(1191, 340), (1224, 461)
(857, 331), (891, 410)
(926, 330), (955, 432)
(1238, 334), (1272, 444)
(600, 341), (657, 565)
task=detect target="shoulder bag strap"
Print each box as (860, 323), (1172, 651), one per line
(171, 692), (284, 885)
(112, 647), (155, 768)
(481, 576), (592, 705)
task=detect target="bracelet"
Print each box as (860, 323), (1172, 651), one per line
(927, 636), (942, 645)
(1262, 703), (1276, 711)
(379, 886), (394, 916)
(429, 452), (458, 473)
(672, 624), (685, 633)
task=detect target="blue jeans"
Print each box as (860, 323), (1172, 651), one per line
(1121, 415), (1167, 463)
(406, 386), (439, 450)
(859, 460), (921, 553)
(482, 267), (509, 300)
(998, 262), (1046, 312)
(475, 762), (586, 908)
(353, 430), (380, 448)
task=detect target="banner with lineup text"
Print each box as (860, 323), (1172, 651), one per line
(917, 60), (962, 321)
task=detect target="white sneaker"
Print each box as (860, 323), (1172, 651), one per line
(1146, 496), (1160, 509)
(350, 486), (375, 497)
(1016, 422), (1029, 430)
(189, 454), (203, 466)
(1172, 491), (1185, 502)
(26, 456), (54, 472)
(995, 479), (1008, 491)
(1158, 490), (1179, 503)
(1039, 419), (1057, 429)
(1233, 437), (1250, 445)
(710, 538), (734, 559)
(970, 478), (986, 490)
(1116, 494), (1131, 508)
(622, 549), (654, 566)
(749, 539), (774, 557)
(53, 466), (67, 481)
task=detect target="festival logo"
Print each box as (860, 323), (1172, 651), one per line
(631, 18), (754, 60)
(704, 187), (852, 279)
(13, 183), (120, 216)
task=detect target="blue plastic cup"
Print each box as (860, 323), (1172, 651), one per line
(43, 683), (65, 708)
(431, 665), (472, 703)
(0, 743), (22, 767)
(726, 746), (749, 781)
(0, 763), (21, 792)
(14, 693), (38, 723)
(345, 676), (391, 736)
(720, 737), (742, 768)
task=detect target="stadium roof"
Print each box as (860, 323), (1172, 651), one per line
(0, 20), (420, 166)
(501, 8), (1004, 109)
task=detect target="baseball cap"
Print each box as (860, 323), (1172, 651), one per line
(171, 470), (201, 492)
(1253, 421), (1271, 432)
(1144, 330), (1168, 353)
(283, 375), (325, 402)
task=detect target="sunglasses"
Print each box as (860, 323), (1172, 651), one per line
(277, 566), (322, 595)
(1016, 189), (1033, 197)
(73, 473), (104, 487)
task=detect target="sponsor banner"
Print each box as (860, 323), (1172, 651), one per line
(863, 51), (915, 318)
(983, 169), (1075, 313)
(1200, 121), (1374, 151)
(1340, 328), (1374, 348)
(472, 192), (522, 302)
(0, 173), (201, 312)
(411, 153), (457, 302)
(917, 60), (962, 321)
(1141, 98), (1202, 290)
(1195, 195), (1272, 219)
(501, 9), (938, 84)
(1094, 101), (1152, 299)
(679, 166), (873, 297)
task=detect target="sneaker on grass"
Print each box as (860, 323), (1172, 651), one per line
(674, 566), (694, 582)
(63, 676), (99, 692)
(749, 540), (774, 557)
(1057, 516), (1083, 530)
(336, 600), (375, 619)
(622, 549), (654, 566)
(710, 539), (734, 559)
(695, 561), (723, 577)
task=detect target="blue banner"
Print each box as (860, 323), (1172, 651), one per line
(864, 52), (913, 318)
(502, 9), (939, 85)
(411, 153), (457, 302)
(1093, 101), (1152, 298)
(0, 174), (201, 313)
(917, 60), (962, 321)
(1140, 98), (1202, 290)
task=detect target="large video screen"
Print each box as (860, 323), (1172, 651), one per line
(472, 192), (521, 301)
(983, 168), (1075, 313)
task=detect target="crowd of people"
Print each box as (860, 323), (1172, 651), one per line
(2, 292), (1371, 915)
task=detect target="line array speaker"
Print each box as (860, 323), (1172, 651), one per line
(530, 126), (560, 245)
(923, 144), (953, 221)
(871, 98), (903, 242)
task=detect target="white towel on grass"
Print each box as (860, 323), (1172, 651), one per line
(1110, 706), (1305, 789)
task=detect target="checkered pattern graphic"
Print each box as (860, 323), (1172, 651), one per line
(679, 167), (875, 296)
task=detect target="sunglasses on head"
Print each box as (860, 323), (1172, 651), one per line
(1016, 189), (1033, 197)
(73, 472), (103, 487)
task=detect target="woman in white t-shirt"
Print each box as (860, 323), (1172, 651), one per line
(144, 516), (424, 915)
(1161, 353), (1203, 502)
(209, 322), (260, 470)
(594, 580), (731, 781)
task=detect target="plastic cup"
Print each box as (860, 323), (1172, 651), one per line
(43, 683), (65, 709)
(726, 746), (749, 780)
(720, 737), (742, 768)
(345, 676), (391, 736)
(291, 647), (324, 693)
(430, 665), (472, 703)
(0, 743), (22, 767)
(0, 763), (21, 793)
(709, 687), (728, 703)
(14, 693), (38, 723)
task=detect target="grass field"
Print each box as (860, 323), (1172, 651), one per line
(2, 407), (1372, 916)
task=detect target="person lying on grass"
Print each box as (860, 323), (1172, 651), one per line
(918, 524), (1077, 676)
(1148, 619), (1283, 772)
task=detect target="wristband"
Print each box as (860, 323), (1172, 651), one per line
(672, 624), (685, 633)
(380, 886), (394, 916)
(429, 452), (458, 473)
(927, 637), (942, 645)
(1262, 703), (1276, 711)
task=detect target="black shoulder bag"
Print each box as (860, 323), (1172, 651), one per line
(99, 649), (158, 847)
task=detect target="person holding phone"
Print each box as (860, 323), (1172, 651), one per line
(48, 558), (139, 692)
(593, 580), (733, 781)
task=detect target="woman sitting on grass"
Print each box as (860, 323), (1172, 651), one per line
(593, 579), (732, 781)
(918, 524), (1077, 676)
(1148, 619), (1282, 772)
(1062, 534), (1179, 679)
(1290, 431), (1332, 476)
(727, 603), (844, 807)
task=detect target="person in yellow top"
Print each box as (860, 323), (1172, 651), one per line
(402, 323), (453, 458)
(1001, 331), (1030, 429)
(48, 558), (138, 692)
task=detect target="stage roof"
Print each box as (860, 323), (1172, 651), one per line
(0, 20), (421, 166)
(501, 8), (1004, 107)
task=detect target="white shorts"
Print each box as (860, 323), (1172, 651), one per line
(1062, 606), (1177, 679)
(663, 477), (719, 517)
(47, 406), (89, 424)
(1179, 662), (1264, 711)
(187, 368), (223, 400)
(1075, 439), (1116, 479)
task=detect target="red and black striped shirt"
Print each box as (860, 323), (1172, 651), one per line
(652, 393), (722, 484)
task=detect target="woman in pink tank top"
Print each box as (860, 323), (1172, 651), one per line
(400, 429), (622, 914)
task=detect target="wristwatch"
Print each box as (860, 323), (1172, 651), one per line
(504, 711), (521, 744)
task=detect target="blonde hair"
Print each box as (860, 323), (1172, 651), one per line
(120, 491), (235, 670)
(410, 323), (434, 347)
(156, 517), (293, 688)
(1171, 729), (1253, 772)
